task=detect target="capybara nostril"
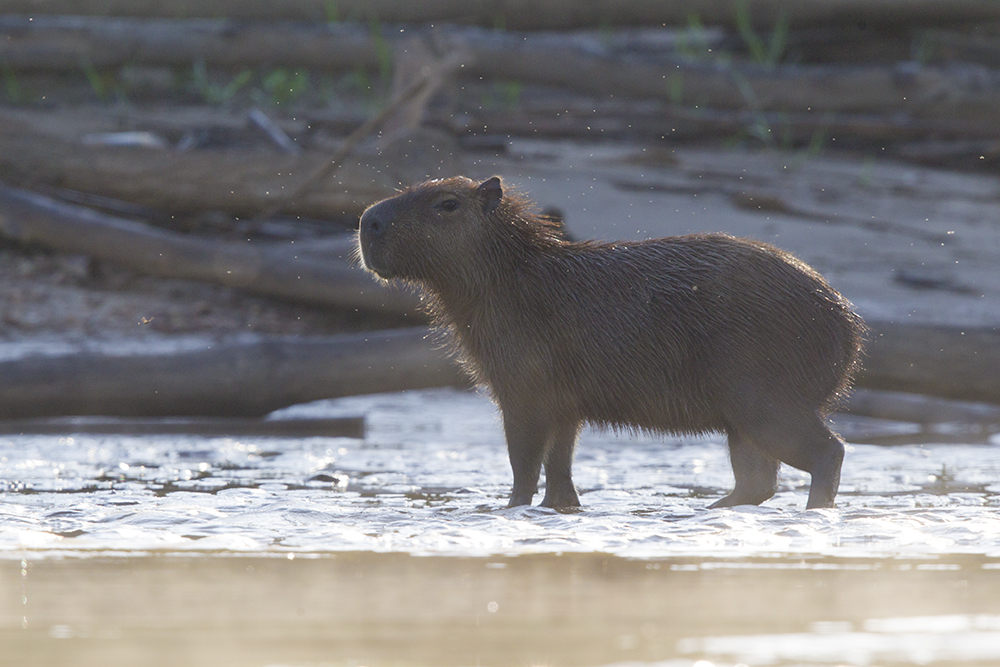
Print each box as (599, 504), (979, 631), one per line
(360, 208), (385, 239)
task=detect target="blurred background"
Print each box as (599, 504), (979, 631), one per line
(2, 2), (1000, 666)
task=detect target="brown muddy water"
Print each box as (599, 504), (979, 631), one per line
(2, 387), (1000, 666)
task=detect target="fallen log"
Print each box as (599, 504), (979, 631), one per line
(858, 320), (1000, 405)
(0, 108), (398, 220)
(921, 28), (1000, 69)
(4, 19), (1000, 121)
(451, 104), (1000, 146)
(0, 415), (366, 438)
(0, 182), (422, 316)
(1, 320), (998, 421)
(895, 139), (1000, 169)
(8, 0), (1000, 30)
(476, 43), (1000, 121)
(0, 328), (465, 420)
(844, 388), (1000, 425)
(0, 15), (379, 71)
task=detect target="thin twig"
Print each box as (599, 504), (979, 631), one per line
(248, 107), (301, 155)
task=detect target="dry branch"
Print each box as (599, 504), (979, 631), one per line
(0, 183), (422, 316)
(248, 108), (301, 155)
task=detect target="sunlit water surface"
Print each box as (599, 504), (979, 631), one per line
(2, 387), (999, 559)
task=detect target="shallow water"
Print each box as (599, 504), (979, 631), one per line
(3, 387), (1000, 667)
(2, 387), (999, 559)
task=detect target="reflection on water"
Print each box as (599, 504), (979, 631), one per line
(3, 553), (1000, 667)
(679, 614), (1000, 665)
(2, 387), (1000, 666)
(0, 552), (1000, 667)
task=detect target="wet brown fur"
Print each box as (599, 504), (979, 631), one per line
(359, 176), (866, 510)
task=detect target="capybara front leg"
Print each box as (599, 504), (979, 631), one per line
(502, 406), (549, 507)
(540, 421), (582, 509)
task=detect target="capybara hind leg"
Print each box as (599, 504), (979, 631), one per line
(748, 413), (845, 509)
(803, 423), (844, 510)
(540, 422), (582, 509)
(710, 429), (779, 508)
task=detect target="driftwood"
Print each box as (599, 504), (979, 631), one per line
(0, 328), (465, 420)
(3, 182), (1000, 411)
(922, 29), (1000, 69)
(453, 104), (1000, 146)
(0, 183), (421, 316)
(7, 1), (1000, 30)
(472, 44), (1000, 124)
(0, 416), (366, 438)
(0, 108), (400, 220)
(1, 319), (999, 420)
(0, 19), (998, 213)
(858, 321), (1000, 405)
(895, 139), (1000, 168)
(3, 19), (1000, 123)
(0, 16), (379, 71)
(844, 388), (1000, 425)
(0, 29), (470, 222)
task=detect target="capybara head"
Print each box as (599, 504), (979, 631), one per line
(358, 176), (563, 293)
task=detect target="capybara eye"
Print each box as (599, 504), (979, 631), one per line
(438, 199), (460, 212)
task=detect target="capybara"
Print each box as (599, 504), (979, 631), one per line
(358, 176), (865, 510)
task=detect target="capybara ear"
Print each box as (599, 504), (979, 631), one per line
(477, 177), (503, 214)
